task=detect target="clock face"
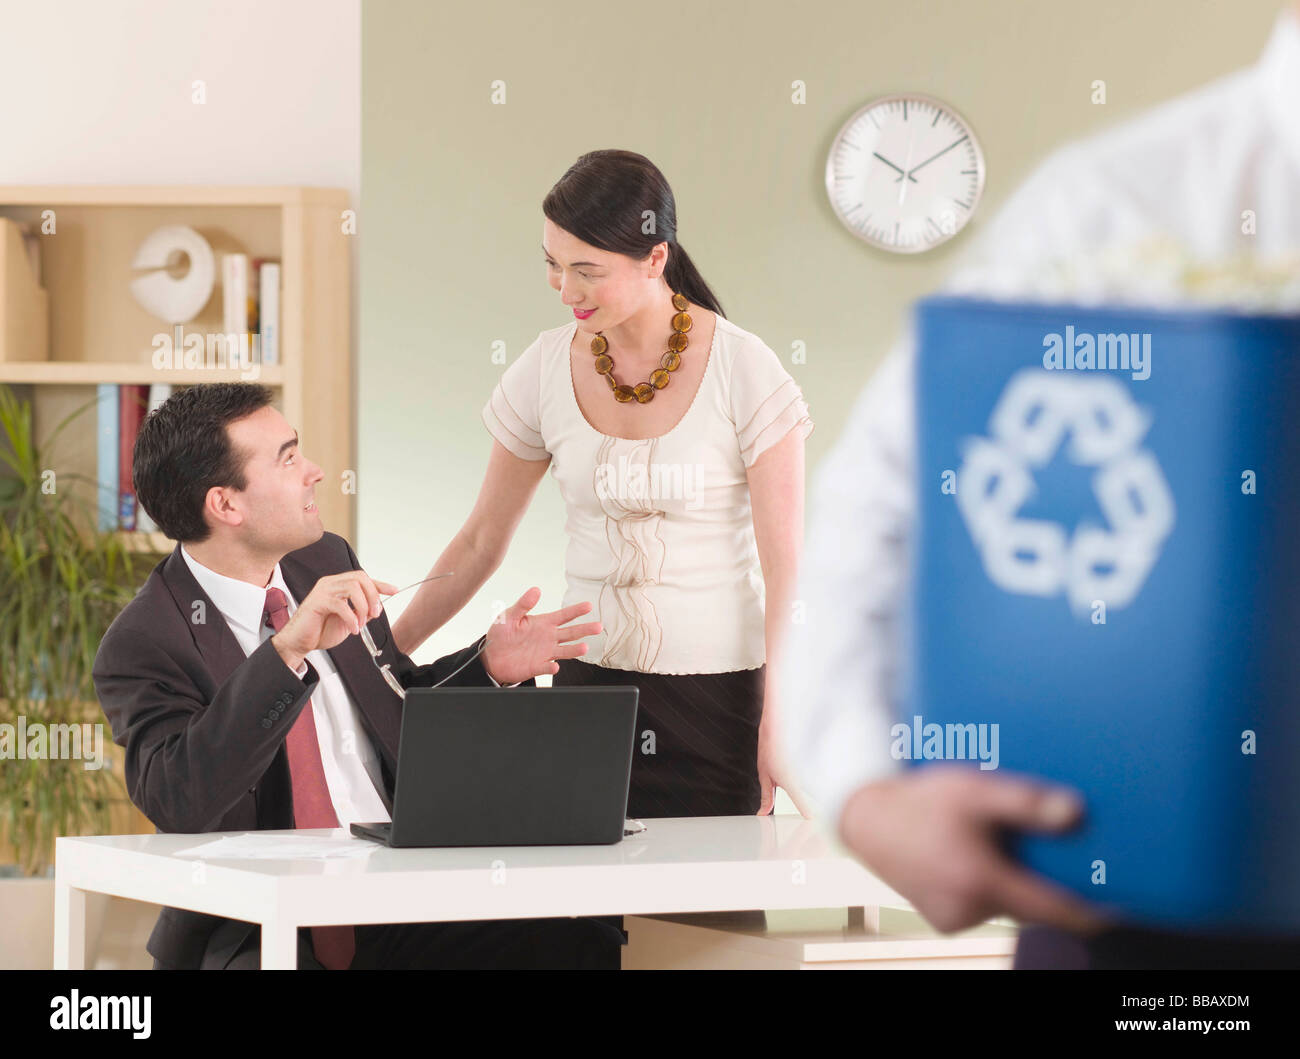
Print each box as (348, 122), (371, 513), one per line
(825, 94), (986, 254)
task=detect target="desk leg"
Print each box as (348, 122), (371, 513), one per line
(261, 917), (299, 970)
(54, 881), (88, 970)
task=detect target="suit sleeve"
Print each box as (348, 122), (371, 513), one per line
(92, 621), (322, 834)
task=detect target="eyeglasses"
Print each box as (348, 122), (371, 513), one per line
(350, 572), (456, 700)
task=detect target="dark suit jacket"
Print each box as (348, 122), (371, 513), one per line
(91, 531), (526, 969)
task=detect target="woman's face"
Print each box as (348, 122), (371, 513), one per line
(542, 218), (663, 329)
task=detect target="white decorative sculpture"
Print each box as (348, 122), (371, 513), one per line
(129, 225), (215, 323)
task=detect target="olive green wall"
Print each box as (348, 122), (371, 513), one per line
(360, 0), (1283, 673)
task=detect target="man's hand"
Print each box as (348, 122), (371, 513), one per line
(270, 571), (397, 672)
(839, 766), (1108, 935)
(481, 587), (601, 685)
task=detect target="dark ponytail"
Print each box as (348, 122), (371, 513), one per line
(543, 149), (725, 319)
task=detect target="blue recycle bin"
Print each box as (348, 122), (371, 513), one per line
(903, 294), (1300, 932)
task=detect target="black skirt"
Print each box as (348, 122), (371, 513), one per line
(552, 658), (766, 818)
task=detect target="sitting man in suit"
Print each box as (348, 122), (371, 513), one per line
(92, 382), (618, 969)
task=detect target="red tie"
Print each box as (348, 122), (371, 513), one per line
(263, 586), (356, 970)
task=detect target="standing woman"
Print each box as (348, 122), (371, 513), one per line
(392, 149), (814, 818)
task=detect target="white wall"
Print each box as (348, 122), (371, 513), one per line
(0, 0), (362, 459)
(0, 0), (359, 191)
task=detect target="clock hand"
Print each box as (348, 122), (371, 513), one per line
(872, 152), (918, 183)
(898, 132), (917, 206)
(905, 135), (969, 180)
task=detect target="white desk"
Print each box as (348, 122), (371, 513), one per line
(54, 815), (908, 969)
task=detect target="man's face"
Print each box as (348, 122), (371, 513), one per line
(221, 405), (324, 555)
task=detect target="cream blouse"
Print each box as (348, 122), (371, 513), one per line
(481, 314), (814, 675)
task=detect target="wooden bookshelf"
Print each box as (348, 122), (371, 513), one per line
(0, 185), (354, 550)
(0, 363), (285, 386)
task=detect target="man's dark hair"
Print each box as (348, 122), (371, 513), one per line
(132, 383), (276, 543)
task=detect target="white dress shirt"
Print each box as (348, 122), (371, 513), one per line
(181, 545), (399, 827)
(779, 10), (1300, 831)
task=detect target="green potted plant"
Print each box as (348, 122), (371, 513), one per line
(0, 383), (148, 967)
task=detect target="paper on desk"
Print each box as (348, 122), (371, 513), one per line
(176, 833), (378, 860)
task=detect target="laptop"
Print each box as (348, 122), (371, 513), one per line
(350, 685), (638, 847)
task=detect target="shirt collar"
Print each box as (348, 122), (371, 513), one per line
(180, 544), (295, 642)
(1257, 8), (1300, 173)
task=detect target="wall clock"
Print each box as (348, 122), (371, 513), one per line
(825, 93), (986, 254)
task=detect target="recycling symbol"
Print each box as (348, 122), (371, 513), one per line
(955, 369), (1175, 613)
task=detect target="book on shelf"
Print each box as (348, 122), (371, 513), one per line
(221, 252), (280, 365)
(117, 385), (149, 532)
(221, 252), (248, 337)
(133, 384), (172, 534)
(96, 383), (171, 539)
(96, 385), (117, 531)
(258, 260), (280, 365)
